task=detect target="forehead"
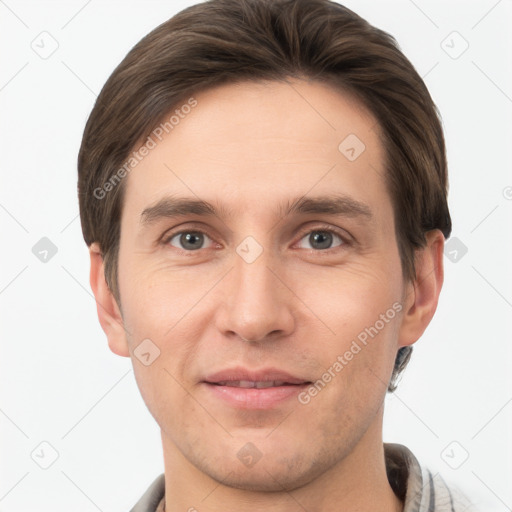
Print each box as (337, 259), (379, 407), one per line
(121, 79), (390, 223)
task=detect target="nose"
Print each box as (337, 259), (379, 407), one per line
(215, 248), (295, 343)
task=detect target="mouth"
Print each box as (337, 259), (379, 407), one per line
(202, 368), (312, 409)
(211, 380), (306, 389)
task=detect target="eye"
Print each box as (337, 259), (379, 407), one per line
(167, 231), (215, 251)
(296, 229), (345, 250)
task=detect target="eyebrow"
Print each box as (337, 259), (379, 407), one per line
(140, 194), (373, 227)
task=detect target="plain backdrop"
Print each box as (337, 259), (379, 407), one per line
(1, 0), (511, 511)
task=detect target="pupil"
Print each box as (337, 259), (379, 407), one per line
(181, 232), (203, 250)
(310, 231), (332, 249)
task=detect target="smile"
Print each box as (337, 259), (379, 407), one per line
(213, 380), (301, 388)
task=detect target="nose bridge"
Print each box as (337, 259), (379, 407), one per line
(234, 251), (276, 305)
(219, 244), (294, 342)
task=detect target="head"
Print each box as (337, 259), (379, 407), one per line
(79, 0), (450, 492)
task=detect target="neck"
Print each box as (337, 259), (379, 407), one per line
(160, 412), (403, 512)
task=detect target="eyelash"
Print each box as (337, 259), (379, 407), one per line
(161, 224), (351, 254)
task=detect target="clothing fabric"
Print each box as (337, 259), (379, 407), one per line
(130, 443), (476, 512)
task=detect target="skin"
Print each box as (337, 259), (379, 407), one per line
(89, 78), (444, 512)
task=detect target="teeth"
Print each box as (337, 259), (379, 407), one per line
(255, 381), (274, 389)
(216, 380), (288, 388)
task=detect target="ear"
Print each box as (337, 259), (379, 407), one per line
(398, 230), (445, 348)
(89, 242), (130, 357)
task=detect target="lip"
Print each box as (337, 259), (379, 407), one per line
(202, 367), (311, 409)
(204, 367), (309, 385)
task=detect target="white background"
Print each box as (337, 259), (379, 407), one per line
(1, 0), (511, 511)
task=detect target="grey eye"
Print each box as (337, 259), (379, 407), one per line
(297, 230), (343, 250)
(169, 231), (212, 250)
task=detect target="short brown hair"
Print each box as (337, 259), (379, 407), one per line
(78, 0), (451, 391)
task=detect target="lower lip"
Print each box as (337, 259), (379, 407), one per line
(203, 382), (309, 409)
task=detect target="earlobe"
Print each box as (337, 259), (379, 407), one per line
(397, 230), (445, 348)
(89, 243), (130, 357)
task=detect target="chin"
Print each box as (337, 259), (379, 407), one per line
(191, 444), (336, 493)
(207, 464), (314, 492)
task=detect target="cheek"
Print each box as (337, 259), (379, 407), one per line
(119, 258), (214, 338)
(131, 358), (205, 445)
(123, 270), (206, 424)
(295, 261), (403, 391)
(299, 260), (402, 332)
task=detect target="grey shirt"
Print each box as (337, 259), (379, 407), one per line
(130, 443), (476, 512)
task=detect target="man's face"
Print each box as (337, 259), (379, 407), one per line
(116, 79), (407, 490)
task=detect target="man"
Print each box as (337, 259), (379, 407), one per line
(78, 0), (475, 510)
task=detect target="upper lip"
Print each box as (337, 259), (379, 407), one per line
(203, 367), (311, 385)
